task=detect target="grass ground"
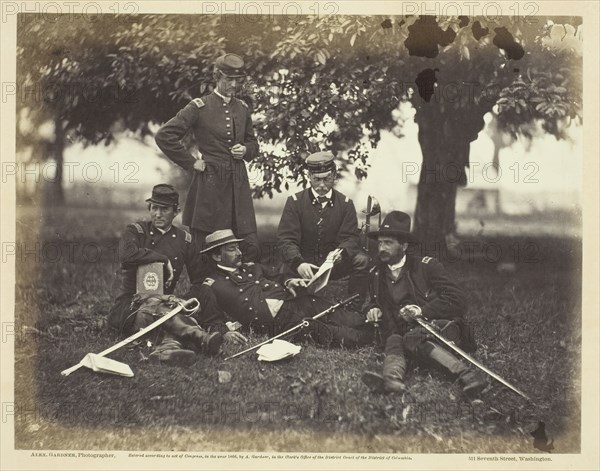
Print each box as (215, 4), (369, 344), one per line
(12, 205), (582, 453)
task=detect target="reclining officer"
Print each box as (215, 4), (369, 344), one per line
(190, 229), (373, 348)
(108, 184), (223, 365)
(360, 211), (488, 396)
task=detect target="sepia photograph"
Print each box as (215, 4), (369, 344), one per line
(1, 1), (598, 469)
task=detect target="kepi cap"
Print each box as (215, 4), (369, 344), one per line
(146, 184), (179, 207)
(306, 151), (336, 177)
(215, 53), (246, 78)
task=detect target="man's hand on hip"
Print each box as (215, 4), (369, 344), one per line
(193, 158), (206, 172)
(230, 144), (247, 160)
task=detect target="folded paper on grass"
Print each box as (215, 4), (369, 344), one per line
(256, 340), (301, 362)
(80, 353), (134, 377)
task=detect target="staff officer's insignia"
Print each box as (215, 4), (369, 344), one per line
(192, 98), (205, 108)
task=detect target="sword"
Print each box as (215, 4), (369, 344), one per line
(362, 195), (381, 254)
(405, 306), (531, 401)
(224, 294), (359, 361)
(61, 297), (200, 376)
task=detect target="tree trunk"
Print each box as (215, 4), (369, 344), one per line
(49, 117), (65, 204)
(413, 112), (471, 258)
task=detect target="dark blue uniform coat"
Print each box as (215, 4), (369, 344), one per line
(277, 188), (362, 271)
(109, 221), (204, 332)
(155, 93), (259, 234)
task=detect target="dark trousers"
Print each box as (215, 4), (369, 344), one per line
(330, 253), (370, 301)
(107, 294), (208, 345)
(251, 294), (374, 348)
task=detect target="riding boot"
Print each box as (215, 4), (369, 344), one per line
(362, 334), (406, 393)
(163, 314), (223, 356)
(148, 335), (197, 366)
(418, 341), (487, 396)
(382, 334), (407, 392)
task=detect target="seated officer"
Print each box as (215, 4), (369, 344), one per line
(190, 229), (373, 348)
(108, 184), (222, 365)
(277, 151), (370, 304)
(360, 211), (488, 397)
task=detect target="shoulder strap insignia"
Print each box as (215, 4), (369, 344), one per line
(131, 223), (144, 234)
(237, 98), (248, 108)
(369, 266), (378, 274)
(192, 98), (205, 108)
(184, 231), (192, 243)
(203, 277), (215, 286)
(345, 195), (349, 203)
(422, 256), (433, 264)
(245, 262), (255, 266)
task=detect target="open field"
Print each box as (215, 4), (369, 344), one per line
(12, 205), (582, 452)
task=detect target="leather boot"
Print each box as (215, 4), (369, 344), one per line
(382, 334), (407, 392)
(420, 341), (487, 396)
(457, 369), (488, 397)
(188, 330), (223, 356)
(361, 370), (386, 393)
(164, 315), (223, 356)
(361, 334), (406, 393)
(148, 336), (197, 366)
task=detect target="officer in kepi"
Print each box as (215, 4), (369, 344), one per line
(190, 229), (374, 348)
(277, 151), (370, 304)
(155, 53), (260, 266)
(360, 211), (488, 397)
(108, 184), (223, 365)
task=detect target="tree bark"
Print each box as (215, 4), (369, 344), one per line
(413, 111), (474, 258)
(49, 117), (65, 205)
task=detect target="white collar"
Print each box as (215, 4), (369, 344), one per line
(214, 90), (232, 104)
(217, 264), (238, 273)
(153, 225), (171, 235)
(311, 188), (333, 201)
(388, 255), (406, 272)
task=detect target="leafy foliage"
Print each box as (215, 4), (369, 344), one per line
(17, 14), (582, 237)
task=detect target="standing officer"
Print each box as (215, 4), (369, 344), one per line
(190, 229), (373, 348)
(108, 184), (223, 365)
(277, 151), (370, 302)
(155, 53), (260, 263)
(360, 211), (488, 396)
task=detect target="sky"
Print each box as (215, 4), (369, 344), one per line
(17, 110), (581, 226)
